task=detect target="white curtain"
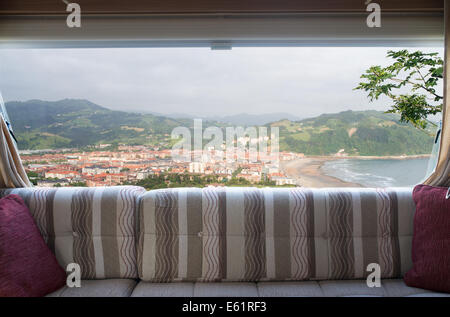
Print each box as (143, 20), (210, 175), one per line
(0, 94), (32, 188)
(424, 1), (450, 187)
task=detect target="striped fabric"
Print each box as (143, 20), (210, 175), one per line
(137, 187), (416, 282)
(0, 186), (145, 279)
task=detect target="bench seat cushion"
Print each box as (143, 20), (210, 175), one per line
(129, 279), (450, 297)
(47, 278), (450, 297)
(137, 187), (415, 282)
(0, 186), (145, 279)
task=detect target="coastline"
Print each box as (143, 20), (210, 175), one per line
(281, 157), (363, 188)
(281, 155), (430, 188)
(322, 154), (431, 160)
(304, 154), (431, 161)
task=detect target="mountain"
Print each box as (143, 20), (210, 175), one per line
(5, 99), (435, 156)
(149, 112), (302, 126)
(273, 110), (434, 156)
(5, 99), (195, 150)
(205, 113), (302, 126)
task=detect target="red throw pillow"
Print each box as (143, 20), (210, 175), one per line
(0, 194), (66, 297)
(404, 184), (450, 293)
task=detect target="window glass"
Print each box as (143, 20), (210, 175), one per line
(0, 47), (443, 188)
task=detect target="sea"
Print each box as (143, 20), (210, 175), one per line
(321, 157), (431, 187)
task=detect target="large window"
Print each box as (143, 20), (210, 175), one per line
(0, 46), (443, 188)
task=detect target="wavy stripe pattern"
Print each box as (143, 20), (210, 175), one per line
(0, 186), (144, 279)
(154, 190), (179, 282)
(376, 188), (402, 278)
(290, 189), (312, 279)
(136, 187), (413, 282)
(72, 188), (96, 279)
(243, 189), (266, 281)
(0, 185), (413, 282)
(118, 187), (138, 278)
(327, 191), (354, 279)
(202, 187), (221, 281)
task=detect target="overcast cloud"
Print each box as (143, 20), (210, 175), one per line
(0, 47), (444, 118)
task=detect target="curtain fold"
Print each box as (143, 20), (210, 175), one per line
(424, 1), (450, 187)
(0, 114), (32, 188)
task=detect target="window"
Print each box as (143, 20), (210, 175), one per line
(0, 46), (443, 188)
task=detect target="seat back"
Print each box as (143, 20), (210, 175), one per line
(137, 187), (415, 282)
(0, 186), (145, 279)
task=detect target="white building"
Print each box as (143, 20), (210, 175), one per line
(189, 162), (205, 174)
(271, 176), (297, 186)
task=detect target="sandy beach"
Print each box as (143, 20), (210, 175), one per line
(281, 157), (363, 188)
(282, 155), (430, 188)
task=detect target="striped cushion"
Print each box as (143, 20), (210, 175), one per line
(137, 187), (415, 282)
(0, 186), (145, 279)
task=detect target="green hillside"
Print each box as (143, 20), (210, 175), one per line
(273, 110), (434, 156)
(6, 99), (193, 150)
(5, 100), (435, 155)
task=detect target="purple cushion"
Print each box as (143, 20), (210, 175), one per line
(404, 185), (450, 293)
(0, 194), (66, 297)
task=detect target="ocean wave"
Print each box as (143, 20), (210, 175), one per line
(321, 159), (423, 187)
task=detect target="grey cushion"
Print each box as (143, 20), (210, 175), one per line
(131, 282), (194, 297)
(46, 278), (450, 297)
(383, 279), (450, 297)
(194, 282), (258, 297)
(137, 187), (415, 283)
(2, 186), (145, 279)
(407, 293), (450, 297)
(318, 280), (388, 297)
(47, 279), (138, 297)
(258, 281), (323, 297)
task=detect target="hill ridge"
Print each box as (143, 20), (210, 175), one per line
(5, 99), (434, 155)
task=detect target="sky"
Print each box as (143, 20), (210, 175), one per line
(0, 46), (444, 118)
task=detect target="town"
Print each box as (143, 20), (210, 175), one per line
(21, 144), (303, 189)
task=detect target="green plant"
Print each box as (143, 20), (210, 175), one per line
(355, 50), (443, 130)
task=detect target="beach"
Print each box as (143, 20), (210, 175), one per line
(282, 155), (431, 188)
(281, 157), (362, 188)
